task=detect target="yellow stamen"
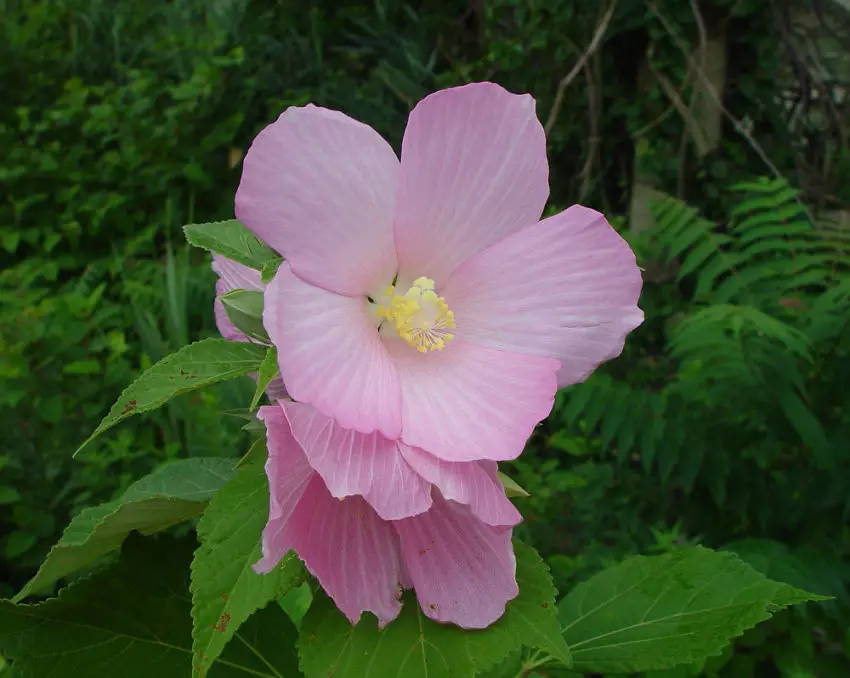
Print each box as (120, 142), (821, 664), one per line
(376, 277), (456, 352)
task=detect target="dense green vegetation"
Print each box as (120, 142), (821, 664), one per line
(2, 0), (848, 675)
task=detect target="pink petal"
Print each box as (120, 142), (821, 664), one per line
(386, 339), (558, 462)
(394, 82), (549, 284)
(395, 492), (518, 629)
(265, 265), (402, 438)
(212, 254), (264, 342)
(399, 446), (521, 527)
(235, 104), (398, 296)
(212, 253), (264, 291)
(253, 405), (315, 574)
(282, 401), (432, 520)
(283, 475), (405, 626)
(443, 205), (644, 387)
(264, 377), (289, 401)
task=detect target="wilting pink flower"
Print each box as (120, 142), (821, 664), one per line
(254, 402), (522, 629)
(236, 82), (643, 463)
(212, 253), (287, 400)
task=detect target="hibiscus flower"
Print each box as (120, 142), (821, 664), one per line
(235, 81), (643, 463)
(254, 402), (522, 629)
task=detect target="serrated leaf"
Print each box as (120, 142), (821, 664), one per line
(261, 257), (283, 284)
(0, 534), (300, 677)
(183, 219), (276, 270)
(192, 460), (306, 676)
(15, 458), (235, 601)
(298, 542), (570, 678)
(250, 348), (280, 411)
(76, 339), (265, 454)
(724, 539), (848, 607)
(558, 546), (827, 674)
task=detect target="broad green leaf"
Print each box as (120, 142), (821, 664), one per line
(261, 257), (283, 284)
(0, 535), (301, 677)
(220, 289), (268, 342)
(192, 460), (306, 675)
(76, 338), (265, 454)
(183, 219), (276, 270)
(250, 348), (280, 411)
(558, 546), (827, 674)
(15, 458), (235, 601)
(298, 542), (570, 678)
(725, 539), (849, 609)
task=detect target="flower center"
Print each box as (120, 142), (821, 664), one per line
(376, 277), (455, 353)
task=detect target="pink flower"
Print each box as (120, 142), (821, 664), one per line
(236, 82), (643, 464)
(212, 253), (288, 400)
(253, 402), (522, 629)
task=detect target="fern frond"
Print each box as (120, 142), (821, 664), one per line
(649, 195), (742, 299)
(667, 304), (812, 393)
(648, 177), (846, 308)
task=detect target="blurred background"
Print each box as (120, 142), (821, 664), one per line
(1, 0), (849, 675)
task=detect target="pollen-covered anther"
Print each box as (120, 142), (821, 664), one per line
(377, 277), (455, 352)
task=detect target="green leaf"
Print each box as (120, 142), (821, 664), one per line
(192, 460), (306, 676)
(498, 471), (530, 498)
(0, 534), (301, 677)
(62, 359), (101, 375)
(76, 338), (265, 454)
(298, 542), (570, 678)
(261, 257), (283, 284)
(775, 388), (830, 460)
(4, 532), (37, 560)
(220, 289), (268, 342)
(0, 486), (21, 505)
(15, 458), (235, 601)
(558, 546), (827, 674)
(236, 438), (267, 470)
(725, 539), (849, 608)
(184, 219), (276, 270)
(250, 348), (280, 411)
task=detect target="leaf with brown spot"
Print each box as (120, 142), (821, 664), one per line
(76, 339), (265, 455)
(191, 460), (306, 675)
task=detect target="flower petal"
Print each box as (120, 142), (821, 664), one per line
(212, 254), (264, 342)
(399, 446), (521, 527)
(235, 104), (398, 296)
(282, 401), (432, 520)
(394, 82), (549, 283)
(285, 475), (405, 626)
(265, 265), (402, 438)
(386, 339), (558, 462)
(395, 492), (518, 629)
(253, 405), (315, 574)
(443, 205), (644, 387)
(264, 377), (289, 401)
(212, 253), (265, 292)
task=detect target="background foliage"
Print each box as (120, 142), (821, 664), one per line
(2, 0), (848, 675)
